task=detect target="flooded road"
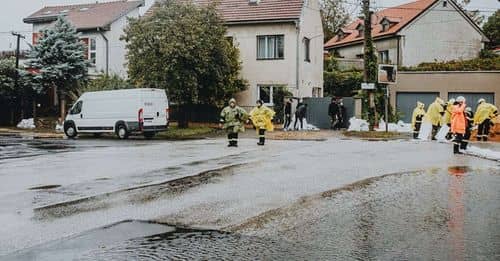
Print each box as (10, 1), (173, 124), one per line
(6, 166), (499, 260)
(0, 133), (499, 259)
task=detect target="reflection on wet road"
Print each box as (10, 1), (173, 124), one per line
(6, 167), (499, 260)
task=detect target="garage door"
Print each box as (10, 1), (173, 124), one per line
(396, 92), (440, 123)
(448, 92), (494, 112)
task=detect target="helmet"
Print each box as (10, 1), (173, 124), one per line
(229, 98), (236, 104)
(456, 96), (465, 103)
(448, 98), (456, 104)
(465, 107), (472, 112)
(478, 98), (485, 104)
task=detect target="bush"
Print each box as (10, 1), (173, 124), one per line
(400, 56), (500, 71)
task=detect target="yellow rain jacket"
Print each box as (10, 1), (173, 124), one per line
(424, 97), (445, 126)
(411, 102), (426, 129)
(441, 100), (454, 126)
(250, 105), (276, 131)
(474, 102), (498, 125)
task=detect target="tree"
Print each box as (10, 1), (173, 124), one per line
(457, 0), (485, 25)
(320, 0), (350, 42)
(26, 16), (88, 119)
(69, 74), (135, 101)
(323, 57), (363, 97)
(123, 1), (247, 128)
(483, 10), (500, 48)
(0, 58), (42, 123)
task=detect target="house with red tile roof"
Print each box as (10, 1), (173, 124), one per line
(148, 0), (324, 110)
(24, 0), (145, 78)
(324, 0), (489, 67)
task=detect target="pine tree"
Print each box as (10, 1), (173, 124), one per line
(26, 16), (88, 118)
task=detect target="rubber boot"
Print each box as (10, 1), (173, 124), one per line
(453, 144), (460, 154)
(257, 129), (265, 146)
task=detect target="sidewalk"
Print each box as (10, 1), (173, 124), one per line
(0, 127), (64, 139)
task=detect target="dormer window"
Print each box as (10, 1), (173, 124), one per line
(336, 29), (353, 42)
(356, 24), (364, 37)
(380, 17), (400, 32)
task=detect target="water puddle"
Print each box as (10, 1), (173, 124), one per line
(4, 220), (305, 261)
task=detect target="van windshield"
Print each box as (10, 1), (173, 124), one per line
(70, 101), (83, 115)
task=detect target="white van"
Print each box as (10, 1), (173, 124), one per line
(64, 88), (169, 139)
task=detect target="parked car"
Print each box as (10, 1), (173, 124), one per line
(64, 88), (169, 139)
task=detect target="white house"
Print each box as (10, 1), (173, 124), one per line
(148, 0), (324, 109)
(24, 0), (145, 78)
(324, 0), (489, 67)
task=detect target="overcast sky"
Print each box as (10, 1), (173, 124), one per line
(0, 0), (498, 51)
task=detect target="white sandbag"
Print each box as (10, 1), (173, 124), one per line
(348, 117), (369, 132)
(16, 118), (35, 129)
(418, 122), (433, 140)
(435, 125), (450, 142)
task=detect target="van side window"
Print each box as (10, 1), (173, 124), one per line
(70, 101), (83, 114)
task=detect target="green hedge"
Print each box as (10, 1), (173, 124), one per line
(400, 56), (500, 71)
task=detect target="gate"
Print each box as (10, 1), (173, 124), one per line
(303, 97), (354, 129)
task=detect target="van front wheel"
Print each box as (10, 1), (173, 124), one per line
(116, 124), (129, 140)
(64, 123), (78, 139)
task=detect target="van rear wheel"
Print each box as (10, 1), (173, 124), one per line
(116, 124), (129, 139)
(64, 123), (77, 139)
(144, 132), (155, 139)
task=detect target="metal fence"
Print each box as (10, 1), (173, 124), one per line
(303, 97), (354, 129)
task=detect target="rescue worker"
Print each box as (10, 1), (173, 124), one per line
(474, 98), (498, 141)
(451, 96), (466, 154)
(284, 99), (293, 131)
(219, 98), (248, 147)
(424, 97), (445, 140)
(411, 101), (426, 139)
(328, 98), (340, 130)
(249, 100), (275, 146)
(442, 99), (455, 140)
(461, 107), (474, 150)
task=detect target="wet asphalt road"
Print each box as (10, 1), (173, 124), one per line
(0, 133), (499, 260)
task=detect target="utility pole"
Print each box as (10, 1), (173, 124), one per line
(11, 32), (26, 119)
(362, 0), (378, 129)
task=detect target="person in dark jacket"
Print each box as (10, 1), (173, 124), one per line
(294, 101), (307, 130)
(339, 99), (347, 129)
(328, 98), (339, 130)
(461, 107), (474, 150)
(284, 99), (293, 131)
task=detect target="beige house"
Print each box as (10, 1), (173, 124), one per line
(324, 0), (488, 67)
(150, 0), (324, 109)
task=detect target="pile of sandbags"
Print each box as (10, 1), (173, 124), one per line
(16, 118), (35, 129)
(347, 117), (369, 132)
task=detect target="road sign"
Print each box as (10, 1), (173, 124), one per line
(378, 64), (397, 84)
(361, 83), (375, 90)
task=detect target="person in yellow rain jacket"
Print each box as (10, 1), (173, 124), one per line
(411, 102), (426, 139)
(424, 97), (445, 140)
(249, 100), (276, 146)
(474, 98), (498, 141)
(220, 98), (249, 147)
(442, 98), (455, 140)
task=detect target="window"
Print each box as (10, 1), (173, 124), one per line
(443, 1), (447, 7)
(257, 35), (284, 60)
(89, 38), (97, 65)
(258, 85), (272, 104)
(304, 37), (311, 62)
(70, 101), (83, 115)
(312, 87), (322, 98)
(379, 50), (389, 64)
(381, 20), (390, 32)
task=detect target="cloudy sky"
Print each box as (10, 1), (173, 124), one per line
(0, 0), (498, 51)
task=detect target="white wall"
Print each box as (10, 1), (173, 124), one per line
(333, 37), (399, 65)
(104, 8), (140, 78)
(299, 0), (324, 98)
(400, 0), (484, 66)
(227, 23), (299, 108)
